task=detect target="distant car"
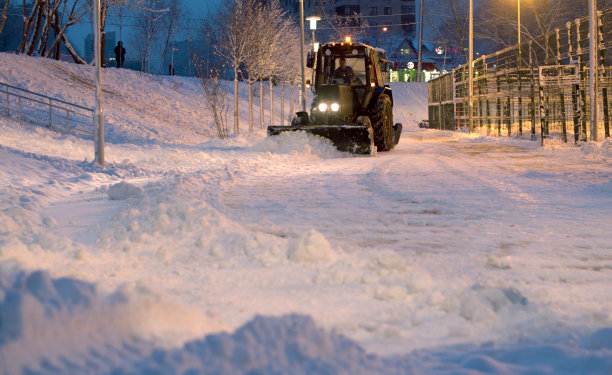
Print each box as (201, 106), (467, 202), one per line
(418, 120), (429, 128)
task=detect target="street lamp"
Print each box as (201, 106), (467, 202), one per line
(589, 0), (598, 141)
(306, 14), (320, 51)
(468, 0), (473, 132)
(517, 0), (521, 68)
(93, 0), (104, 165)
(299, 0), (306, 112)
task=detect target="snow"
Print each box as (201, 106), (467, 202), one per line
(0, 52), (611, 374)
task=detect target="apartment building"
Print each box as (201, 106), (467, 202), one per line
(280, 0), (418, 38)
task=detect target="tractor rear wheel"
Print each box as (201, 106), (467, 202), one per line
(371, 94), (394, 151)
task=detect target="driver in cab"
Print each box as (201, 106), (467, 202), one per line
(333, 57), (355, 84)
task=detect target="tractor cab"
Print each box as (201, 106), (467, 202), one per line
(309, 42), (389, 125)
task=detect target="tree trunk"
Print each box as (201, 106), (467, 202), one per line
(269, 76), (274, 126)
(159, 18), (174, 75)
(0, 0), (10, 36)
(38, 0), (50, 56)
(61, 33), (86, 64)
(53, 8), (60, 60)
(17, 0), (40, 54)
(26, 0), (45, 56)
(234, 67), (239, 134)
(101, 32), (106, 67)
(249, 81), (254, 132)
(281, 82), (285, 126)
(290, 84), (295, 121)
(260, 79), (264, 129)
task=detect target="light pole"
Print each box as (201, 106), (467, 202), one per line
(468, 0), (473, 132)
(417, 0), (424, 82)
(517, 0), (521, 67)
(589, 0), (598, 141)
(299, 0), (306, 112)
(94, 0), (104, 165)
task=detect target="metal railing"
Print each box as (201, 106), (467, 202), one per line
(0, 82), (94, 137)
(428, 8), (612, 144)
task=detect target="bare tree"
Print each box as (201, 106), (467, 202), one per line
(240, 0), (268, 132)
(426, 0), (469, 64)
(157, 0), (182, 75)
(14, 0), (89, 63)
(211, 0), (256, 134)
(131, 0), (167, 73)
(316, 0), (368, 43)
(476, 0), (587, 52)
(196, 61), (230, 139)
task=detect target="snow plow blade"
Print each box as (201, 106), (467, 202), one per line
(267, 125), (375, 155)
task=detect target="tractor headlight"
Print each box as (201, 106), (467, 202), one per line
(330, 103), (340, 112)
(318, 102), (328, 112)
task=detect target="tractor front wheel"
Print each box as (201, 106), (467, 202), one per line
(371, 94), (394, 151)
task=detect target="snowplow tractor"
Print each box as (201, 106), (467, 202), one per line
(267, 42), (402, 155)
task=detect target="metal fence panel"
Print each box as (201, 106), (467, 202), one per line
(428, 8), (612, 143)
(0, 82), (94, 138)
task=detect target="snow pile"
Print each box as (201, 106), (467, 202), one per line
(579, 141), (602, 158)
(0, 270), (224, 374)
(114, 314), (400, 375)
(602, 138), (612, 160)
(252, 131), (346, 158)
(108, 181), (143, 200)
(97, 177), (283, 263)
(287, 229), (337, 263)
(1, 270), (611, 374)
(446, 285), (528, 323)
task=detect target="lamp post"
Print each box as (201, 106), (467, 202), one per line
(589, 0), (598, 141)
(93, 0), (104, 165)
(299, 0), (306, 112)
(468, 0), (473, 132)
(417, 0), (424, 82)
(517, 0), (521, 67)
(306, 15), (320, 51)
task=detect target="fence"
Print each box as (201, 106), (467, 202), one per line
(428, 8), (612, 143)
(0, 82), (94, 137)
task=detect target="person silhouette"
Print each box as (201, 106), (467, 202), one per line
(333, 57), (354, 84)
(114, 41), (126, 68)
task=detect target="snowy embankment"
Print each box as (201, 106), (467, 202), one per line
(1, 53), (612, 374)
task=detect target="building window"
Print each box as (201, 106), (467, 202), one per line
(401, 13), (415, 25)
(401, 5), (415, 14)
(384, 7), (391, 15)
(369, 7), (377, 16)
(336, 5), (360, 16)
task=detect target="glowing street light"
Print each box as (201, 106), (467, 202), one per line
(306, 14), (320, 51)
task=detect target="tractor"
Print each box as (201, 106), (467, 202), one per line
(267, 41), (401, 154)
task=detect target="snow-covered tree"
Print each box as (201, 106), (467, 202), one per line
(210, 0), (255, 134)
